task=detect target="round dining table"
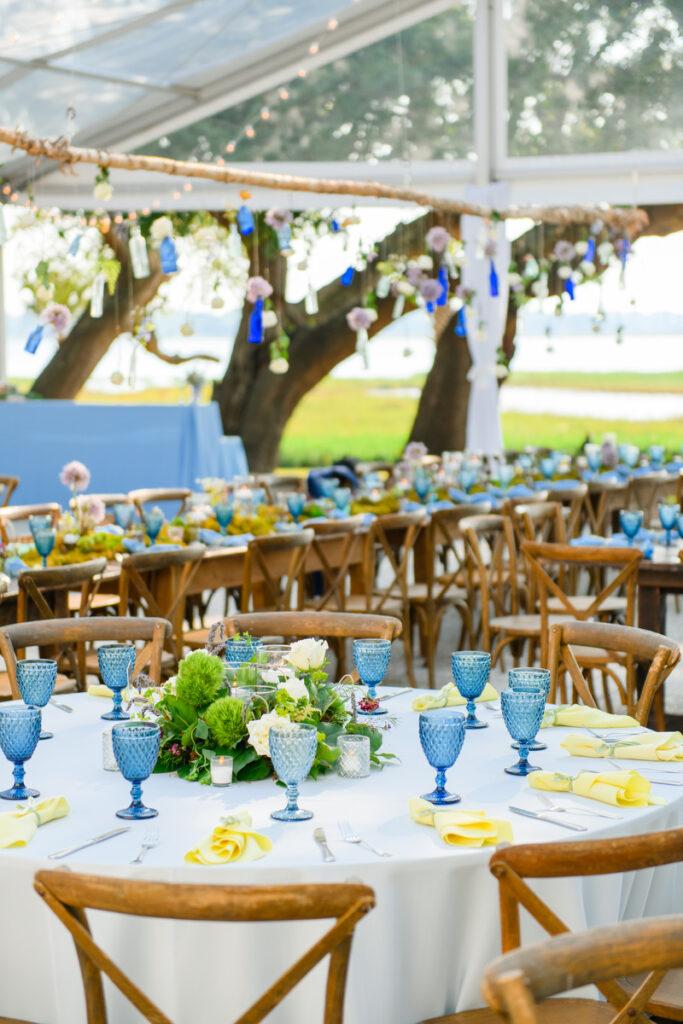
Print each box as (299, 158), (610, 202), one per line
(1, 688), (682, 1024)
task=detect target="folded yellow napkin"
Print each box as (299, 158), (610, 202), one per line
(562, 731), (683, 762)
(528, 770), (664, 807)
(0, 796), (70, 849)
(185, 811), (272, 865)
(409, 798), (513, 847)
(541, 705), (639, 730)
(88, 684), (131, 699)
(412, 681), (499, 712)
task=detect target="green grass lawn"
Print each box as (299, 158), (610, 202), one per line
(507, 371), (683, 392)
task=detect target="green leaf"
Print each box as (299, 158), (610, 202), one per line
(232, 746), (259, 774)
(181, 724), (196, 747)
(236, 758), (272, 781)
(36, 260), (50, 288)
(195, 719), (209, 741)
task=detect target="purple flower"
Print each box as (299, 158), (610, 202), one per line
(484, 239), (498, 258)
(419, 278), (443, 303)
(78, 496), (106, 525)
(403, 441), (428, 463)
(405, 265), (425, 286)
(41, 303), (72, 338)
(59, 460), (90, 492)
(425, 226), (450, 253)
(346, 306), (377, 331)
(553, 240), (576, 263)
(264, 208), (293, 231)
(455, 284), (473, 301)
(246, 276), (273, 303)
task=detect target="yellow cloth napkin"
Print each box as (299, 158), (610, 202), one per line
(412, 681), (499, 712)
(528, 770), (664, 807)
(0, 796), (70, 848)
(88, 684), (131, 699)
(409, 798), (513, 847)
(562, 731), (683, 762)
(185, 811), (272, 865)
(541, 704), (639, 730)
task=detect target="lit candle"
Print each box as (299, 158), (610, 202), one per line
(370, 488), (380, 503)
(210, 754), (233, 786)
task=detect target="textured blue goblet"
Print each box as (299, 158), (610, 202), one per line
(622, 445), (640, 469)
(269, 723), (317, 821)
(586, 451), (602, 473)
(539, 457), (555, 480)
(319, 479), (337, 499)
(0, 706), (41, 800)
(501, 689), (545, 775)
(451, 651), (490, 729)
(619, 509), (643, 546)
(650, 444), (665, 468)
(286, 493), (306, 523)
(353, 639), (391, 715)
(459, 468), (477, 492)
(113, 503), (135, 530)
(225, 637), (263, 665)
(98, 643), (135, 721)
(16, 659), (57, 740)
(112, 722), (160, 819)
(659, 503), (678, 547)
(28, 514), (52, 536)
(508, 668), (550, 751)
(214, 500), (234, 536)
(414, 473), (430, 503)
(33, 528), (56, 568)
(143, 509), (164, 544)
(251, 487), (267, 507)
(419, 709), (466, 804)
(498, 464), (515, 489)
(333, 487), (351, 512)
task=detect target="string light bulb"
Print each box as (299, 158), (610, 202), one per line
(309, 41), (319, 54)
(260, 107), (270, 120)
(279, 88), (289, 100)
(245, 125), (255, 137)
(327, 18), (338, 29)
(183, 182), (192, 191)
(225, 141), (236, 153)
(298, 68), (307, 77)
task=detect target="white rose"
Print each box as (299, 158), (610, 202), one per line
(269, 358), (289, 374)
(151, 216), (173, 241)
(580, 260), (596, 276)
(247, 712), (291, 757)
(36, 284), (54, 303)
(417, 254), (433, 270)
(93, 182), (113, 201)
(260, 668), (281, 685)
(280, 676), (309, 701)
(597, 241), (613, 264)
(262, 310), (278, 328)
(574, 240), (588, 257)
(507, 272), (522, 287)
(557, 265), (571, 279)
(287, 638), (328, 672)
(448, 296), (464, 312)
(397, 280), (415, 296)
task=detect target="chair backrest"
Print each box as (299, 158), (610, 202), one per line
(585, 478), (630, 536)
(17, 558), (108, 622)
(548, 619), (680, 724)
(510, 502), (566, 546)
(426, 505), (488, 602)
(307, 517), (368, 611)
(486, 829), (683, 1021)
(0, 616), (171, 698)
(119, 543), (205, 658)
(629, 470), (671, 523)
(362, 511), (426, 612)
(128, 488), (191, 519)
(522, 540), (642, 664)
(34, 870), (374, 1024)
(481, 915), (683, 1024)
(225, 610), (402, 642)
(0, 475), (19, 506)
(82, 493), (131, 508)
(0, 502), (61, 543)
(461, 514), (520, 651)
(546, 483), (588, 539)
(242, 529), (314, 613)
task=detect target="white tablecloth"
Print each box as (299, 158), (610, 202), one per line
(1, 691), (682, 1024)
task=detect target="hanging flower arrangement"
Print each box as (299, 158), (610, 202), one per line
(346, 305), (378, 368)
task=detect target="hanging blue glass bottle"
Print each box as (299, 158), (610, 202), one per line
(159, 236), (178, 274)
(237, 204), (254, 236)
(437, 265), (449, 306)
(489, 260), (499, 297)
(68, 234), (82, 257)
(341, 266), (354, 286)
(454, 307), (467, 336)
(585, 237), (595, 263)
(331, 218), (340, 232)
(248, 298), (264, 343)
(24, 325), (43, 354)
(564, 277), (575, 300)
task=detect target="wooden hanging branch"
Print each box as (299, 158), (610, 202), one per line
(0, 126), (648, 233)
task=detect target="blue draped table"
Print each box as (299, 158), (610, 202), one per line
(0, 400), (248, 504)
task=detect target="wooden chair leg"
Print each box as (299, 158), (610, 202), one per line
(402, 611), (417, 687)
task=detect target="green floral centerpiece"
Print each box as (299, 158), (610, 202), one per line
(144, 640), (394, 785)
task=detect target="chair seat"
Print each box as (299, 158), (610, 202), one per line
(621, 968), (683, 1020)
(546, 594), (627, 615)
(0, 671), (75, 700)
(185, 627), (210, 649)
(490, 613), (572, 637)
(406, 583), (469, 604)
(343, 594), (404, 617)
(67, 592), (120, 613)
(419, 997), (616, 1024)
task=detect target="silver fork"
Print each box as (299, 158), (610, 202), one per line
(338, 820), (391, 858)
(606, 757), (683, 782)
(535, 792), (622, 820)
(130, 824), (159, 864)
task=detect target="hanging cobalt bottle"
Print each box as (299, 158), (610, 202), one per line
(160, 236), (178, 273)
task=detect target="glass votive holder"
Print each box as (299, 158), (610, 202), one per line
(102, 728), (119, 772)
(210, 754), (233, 786)
(337, 734), (371, 778)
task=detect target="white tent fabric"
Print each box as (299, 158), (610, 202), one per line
(461, 182), (509, 455)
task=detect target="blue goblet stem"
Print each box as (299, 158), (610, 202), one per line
(465, 698), (478, 727)
(102, 686), (129, 721)
(285, 782), (300, 815)
(666, 528), (672, 547)
(4, 760), (39, 801)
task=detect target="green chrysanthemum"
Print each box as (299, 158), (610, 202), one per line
(175, 651), (224, 708)
(204, 696), (248, 749)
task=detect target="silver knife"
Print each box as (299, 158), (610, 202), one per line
(379, 688), (412, 702)
(607, 758), (683, 784)
(313, 827), (335, 862)
(48, 826), (131, 860)
(49, 698), (73, 713)
(508, 806), (587, 832)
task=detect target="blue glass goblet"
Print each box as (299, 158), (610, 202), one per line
(619, 509), (643, 546)
(98, 643), (135, 721)
(459, 468), (477, 492)
(501, 689), (545, 775)
(32, 527), (56, 568)
(451, 651), (490, 729)
(540, 457), (555, 480)
(142, 508), (164, 544)
(0, 706), (41, 800)
(319, 478), (337, 499)
(113, 503), (135, 530)
(414, 473), (431, 503)
(333, 487), (351, 512)
(353, 639), (391, 716)
(16, 659), (57, 740)
(28, 514), (52, 535)
(586, 449), (602, 473)
(269, 723), (317, 821)
(677, 513), (683, 541)
(650, 444), (665, 468)
(224, 637), (263, 666)
(112, 722), (160, 819)
(419, 709), (466, 804)
(498, 464), (515, 489)
(286, 493), (306, 524)
(622, 445), (640, 469)
(251, 487), (267, 508)
(508, 668), (550, 751)
(214, 500), (234, 536)
(659, 503), (678, 547)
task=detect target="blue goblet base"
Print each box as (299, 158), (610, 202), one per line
(512, 739), (546, 751)
(0, 784), (39, 800)
(360, 706), (387, 716)
(271, 807), (313, 821)
(102, 709), (130, 721)
(116, 804), (158, 820)
(38, 730), (53, 740)
(464, 717), (488, 730)
(504, 762), (541, 776)
(421, 789), (461, 805)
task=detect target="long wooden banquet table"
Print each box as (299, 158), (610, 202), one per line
(0, 687), (682, 1024)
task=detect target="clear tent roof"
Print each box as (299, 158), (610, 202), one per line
(0, 0), (681, 210)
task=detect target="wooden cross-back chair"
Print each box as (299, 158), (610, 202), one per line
(629, 470), (673, 526)
(119, 543), (206, 663)
(522, 541), (642, 708)
(343, 510), (426, 686)
(547, 483), (589, 540)
(584, 478), (630, 537)
(0, 502), (61, 544)
(0, 616), (171, 700)
(241, 529), (314, 614)
(421, 829), (683, 1024)
(548, 620), (680, 729)
(0, 474), (19, 506)
(128, 488), (191, 519)
(305, 516), (368, 612)
(34, 871), (374, 1024)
